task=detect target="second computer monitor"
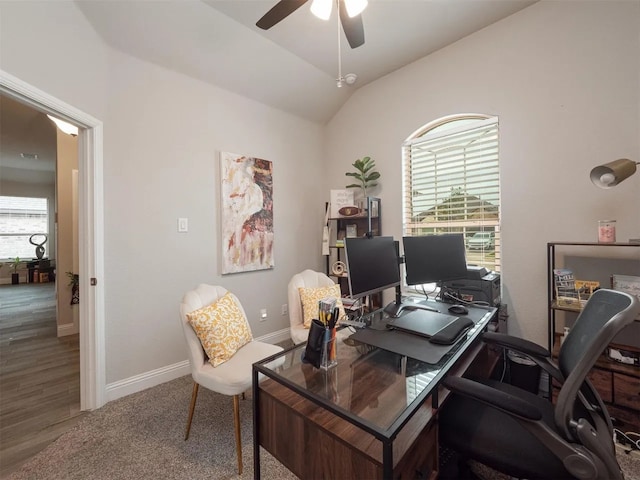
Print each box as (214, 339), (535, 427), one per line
(344, 236), (401, 299)
(402, 234), (468, 286)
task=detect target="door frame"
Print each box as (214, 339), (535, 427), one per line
(1, 69), (105, 410)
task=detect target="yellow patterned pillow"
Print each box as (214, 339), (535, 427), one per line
(298, 284), (346, 328)
(186, 292), (253, 367)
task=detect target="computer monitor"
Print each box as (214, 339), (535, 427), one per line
(344, 236), (401, 299)
(402, 234), (468, 286)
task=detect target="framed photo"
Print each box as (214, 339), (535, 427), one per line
(611, 274), (640, 297)
(346, 224), (357, 238)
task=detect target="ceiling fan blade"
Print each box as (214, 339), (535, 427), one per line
(256, 0), (309, 30)
(339, 1), (365, 48)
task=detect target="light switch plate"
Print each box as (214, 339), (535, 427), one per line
(178, 218), (188, 233)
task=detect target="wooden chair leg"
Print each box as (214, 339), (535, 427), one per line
(184, 382), (199, 440)
(233, 394), (243, 474)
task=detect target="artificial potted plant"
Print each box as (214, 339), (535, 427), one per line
(345, 156), (380, 208)
(9, 256), (20, 284)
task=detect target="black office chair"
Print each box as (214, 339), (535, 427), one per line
(439, 288), (640, 480)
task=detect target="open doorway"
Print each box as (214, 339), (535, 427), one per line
(0, 96), (81, 474)
(0, 71), (104, 473)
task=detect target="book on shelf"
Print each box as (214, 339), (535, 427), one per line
(553, 268), (580, 307)
(341, 297), (361, 311)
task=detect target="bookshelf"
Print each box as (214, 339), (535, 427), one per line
(325, 197), (381, 306)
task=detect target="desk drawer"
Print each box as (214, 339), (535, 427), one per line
(394, 419), (437, 480)
(588, 369), (613, 403)
(613, 373), (640, 411)
(551, 369), (612, 404)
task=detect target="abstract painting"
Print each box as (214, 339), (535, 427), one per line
(220, 152), (274, 274)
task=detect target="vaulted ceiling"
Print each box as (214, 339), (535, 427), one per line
(1, 1), (537, 185)
(76, 0), (536, 123)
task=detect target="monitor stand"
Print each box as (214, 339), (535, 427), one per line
(383, 285), (405, 317)
(383, 301), (404, 318)
(383, 286), (439, 318)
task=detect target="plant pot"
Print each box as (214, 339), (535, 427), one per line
(11, 273), (19, 285)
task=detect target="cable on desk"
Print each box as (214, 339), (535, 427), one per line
(441, 288), (490, 308)
(412, 284), (437, 301)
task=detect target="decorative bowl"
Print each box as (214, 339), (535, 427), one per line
(338, 206), (360, 217)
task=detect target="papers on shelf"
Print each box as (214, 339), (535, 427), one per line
(329, 189), (355, 218)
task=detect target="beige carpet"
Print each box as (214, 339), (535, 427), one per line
(6, 374), (639, 480)
(5, 375), (296, 480)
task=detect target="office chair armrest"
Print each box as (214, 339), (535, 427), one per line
(482, 332), (550, 358)
(443, 376), (542, 421)
(481, 332), (565, 383)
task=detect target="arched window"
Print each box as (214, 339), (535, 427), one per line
(402, 114), (500, 272)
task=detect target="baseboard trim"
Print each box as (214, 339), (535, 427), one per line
(106, 361), (191, 403)
(58, 323), (78, 336)
(105, 327), (291, 404)
(257, 327), (291, 345)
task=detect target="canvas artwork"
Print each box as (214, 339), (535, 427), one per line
(220, 152), (274, 274)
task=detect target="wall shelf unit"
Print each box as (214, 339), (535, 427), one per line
(547, 241), (640, 351)
(546, 241), (640, 432)
(325, 197), (381, 301)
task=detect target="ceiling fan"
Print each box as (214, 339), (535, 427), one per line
(256, 0), (366, 49)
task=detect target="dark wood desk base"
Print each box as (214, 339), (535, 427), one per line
(257, 340), (499, 479)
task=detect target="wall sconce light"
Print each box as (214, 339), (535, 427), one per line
(590, 158), (638, 188)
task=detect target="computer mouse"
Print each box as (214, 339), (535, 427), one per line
(448, 304), (469, 315)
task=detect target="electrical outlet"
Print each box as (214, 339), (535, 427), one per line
(260, 308), (268, 321)
(281, 304), (288, 316)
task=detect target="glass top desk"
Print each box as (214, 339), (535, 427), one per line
(252, 303), (497, 479)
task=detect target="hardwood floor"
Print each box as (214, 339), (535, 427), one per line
(0, 282), (85, 477)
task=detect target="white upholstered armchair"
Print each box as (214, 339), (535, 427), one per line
(287, 269), (337, 344)
(179, 284), (283, 474)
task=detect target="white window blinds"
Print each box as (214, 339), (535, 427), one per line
(402, 116), (500, 272)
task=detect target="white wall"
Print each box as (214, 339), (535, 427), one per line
(0, 1), (109, 120)
(1, 1), (325, 387)
(325, 1), (640, 347)
(56, 129), (78, 333)
(102, 51), (325, 382)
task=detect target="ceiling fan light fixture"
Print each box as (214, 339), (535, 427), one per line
(345, 0), (368, 18)
(310, 0), (332, 20)
(344, 73), (358, 85)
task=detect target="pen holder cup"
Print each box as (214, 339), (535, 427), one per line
(321, 328), (338, 370)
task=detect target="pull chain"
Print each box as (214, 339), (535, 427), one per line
(336, 0), (344, 87)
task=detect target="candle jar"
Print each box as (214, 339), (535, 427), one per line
(598, 220), (616, 243)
